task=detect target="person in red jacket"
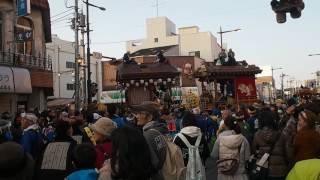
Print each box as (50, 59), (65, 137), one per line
(89, 117), (117, 169)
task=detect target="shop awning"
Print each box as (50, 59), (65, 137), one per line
(0, 66), (32, 94)
(47, 98), (74, 108)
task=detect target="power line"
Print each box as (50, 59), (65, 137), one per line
(51, 9), (73, 18)
(51, 13), (73, 22)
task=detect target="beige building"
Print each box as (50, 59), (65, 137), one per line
(126, 17), (220, 62)
(0, 0), (53, 115)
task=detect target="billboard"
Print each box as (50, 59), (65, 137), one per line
(100, 90), (125, 104)
(17, 0), (31, 17)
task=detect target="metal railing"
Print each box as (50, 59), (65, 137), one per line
(0, 50), (52, 71)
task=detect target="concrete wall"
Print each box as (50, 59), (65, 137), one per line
(126, 17), (219, 62)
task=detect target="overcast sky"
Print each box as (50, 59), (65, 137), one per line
(49, 0), (320, 87)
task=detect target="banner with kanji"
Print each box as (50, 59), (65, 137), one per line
(235, 77), (257, 98)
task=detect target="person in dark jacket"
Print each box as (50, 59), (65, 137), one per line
(252, 110), (291, 179)
(107, 104), (125, 128)
(89, 117), (117, 169)
(36, 120), (77, 180)
(173, 111), (210, 166)
(20, 113), (43, 160)
(294, 110), (320, 163)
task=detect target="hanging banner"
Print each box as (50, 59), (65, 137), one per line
(17, 0), (31, 17)
(235, 77), (257, 98)
(100, 90), (126, 104)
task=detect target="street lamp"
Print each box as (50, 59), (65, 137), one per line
(217, 26), (241, 50)
(308, 53), (320, 56)
(83, 0), (106, 104)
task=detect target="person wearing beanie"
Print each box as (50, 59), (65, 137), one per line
(66, 144), (99, 180)
(20, 113), (43, 160)
(0, 142), (35, 180)
(294, 110), (320, 163)
(36, 120), (76, 180)
(173, 111), (210, 166)
(89, 117), (117, 169)
(234, 112), (252, 144)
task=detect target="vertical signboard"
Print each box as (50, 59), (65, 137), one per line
(17, 0), (31, 17)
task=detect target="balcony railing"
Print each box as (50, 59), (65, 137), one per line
(0, 50), (52, 71)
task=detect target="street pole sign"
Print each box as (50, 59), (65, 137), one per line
(17, 0), (31, 17)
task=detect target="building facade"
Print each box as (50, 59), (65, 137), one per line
(46, 35), (103, 103)
(126, 17), (220, 62)
(0, 0), (53, 115)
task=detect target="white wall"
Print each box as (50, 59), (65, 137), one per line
(126, 17), (219, 62)
(46, 35), (98, 99)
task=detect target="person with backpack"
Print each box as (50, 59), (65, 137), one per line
(20, 113), (44, 160)
(89, 117), (117, 169)
(174, 111), (210, 166)
(212, 116), (250, 180)
(251, 110), (290, 180)
(36, 120), (76, 180)
(98, 127), (153, 180)
(173, 112), (208, 180)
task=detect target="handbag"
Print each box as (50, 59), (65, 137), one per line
(248, 133), (280, 180)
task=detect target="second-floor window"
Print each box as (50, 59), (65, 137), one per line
(67, 83), (75, 90)
(189, 51), (200, 58)
(66, 61), (75, 68)
(16, 17), (33, 55)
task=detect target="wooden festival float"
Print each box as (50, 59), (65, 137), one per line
(195, 49), (262, 109)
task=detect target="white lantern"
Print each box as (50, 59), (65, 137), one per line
(126, 83), (130, 87)
(163, 81), (167, 85)
(204, 82), (208, 86)
(149, 79), (153, 83)
(140, 79), (144, 84)
(130, 80), (135, 85)
(135, 82), (139, 87)
(172, 80), (176, 85)
(154, 81), (158, 86)
(145, 82), (149, 86)
(167, 78), (171, 82)
(158, 78), (162, 83)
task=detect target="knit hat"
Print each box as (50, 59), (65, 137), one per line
(234, 112), (244, 120)
(21, 113), (38, 123)
(89, 117), (117, 136)
(248, 106), (256, 114)
(0, 142), (34, 179)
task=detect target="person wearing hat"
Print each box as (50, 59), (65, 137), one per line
(293, 110), (320, 163)
(20, 113), (43, 160)
(89, 117), (117, 169)
(0, 142), (35, 180)
(130, 101), (168, 180)
(234, 111), (252, 144)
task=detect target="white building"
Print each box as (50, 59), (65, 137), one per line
(46, 35), (101, 101)
(126, 17), (220, 61)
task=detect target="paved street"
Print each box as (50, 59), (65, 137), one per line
(206, 157), (217, 180)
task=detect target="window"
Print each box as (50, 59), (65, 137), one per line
(154, 38), (158, 43)
(66, 83), (75, 90)
(16, 17), (33, 55)
(189, 51), (200, 58)
(66, 61), (75, 68)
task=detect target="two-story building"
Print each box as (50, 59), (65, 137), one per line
(126, 16), (220, 62)
(0, 0), (52, 114)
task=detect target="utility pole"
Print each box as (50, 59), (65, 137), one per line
(280, 73), (288, 99)
(74, 0), (80, 111)
(79, 12), (87, 108)
(86, 0), (92, 104)
(156, 0), (159, 17)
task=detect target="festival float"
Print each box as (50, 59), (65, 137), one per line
(195, 49), (262, 109)
(117, 52), (180, 107)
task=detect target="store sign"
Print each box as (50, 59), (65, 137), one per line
(100, 90), (125, 104)
(0, 67), (14, 93)
(17, 0), (31, 17)
(16, 30), (33, 42)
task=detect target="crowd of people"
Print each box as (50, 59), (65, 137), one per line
(0, 97), (320, 180)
